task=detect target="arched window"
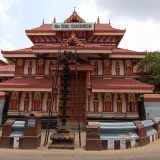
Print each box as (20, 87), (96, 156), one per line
(105, 95), (112, 112)
(94, 61), (98, 76)
(24, 92), (30, 112)
(49, 61), (54, 76)
(126, 60), (132, 75)
(129, 95), (136, 112)
(37, 60), (43, 74)
(16, 59), (23, 75)
(28, 61), (32, 75)
(93, 93), (99, 113)
(104, 60), (111, 75)
(11, 94), (18, 110)
(117, 94), (122, 113)
(33, 94), (41, 111)
(46, 93), (51, 112)
(115, 61), (120, 76)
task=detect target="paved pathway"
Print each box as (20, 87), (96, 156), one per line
(0, 139), (160, 160)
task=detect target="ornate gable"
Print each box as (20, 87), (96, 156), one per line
(64, 8), (85, 23)
(65, 32), (83, 46)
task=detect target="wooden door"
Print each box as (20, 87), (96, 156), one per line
(65, 71), (86, 123)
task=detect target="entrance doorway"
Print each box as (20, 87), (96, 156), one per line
(60, 71), (86, 123)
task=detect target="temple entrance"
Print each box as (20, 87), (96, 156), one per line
(66, 71), (86, 123)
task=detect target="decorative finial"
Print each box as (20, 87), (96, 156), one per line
(74, 6), (76, 12)
(42, 19), (44, 24)
(97, 16), (100, 24)
(109, 19), (111, 25)
(53, 16), (56, 23)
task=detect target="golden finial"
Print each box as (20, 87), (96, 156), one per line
(53, 16), (56, 23)
(97, 16), (100, 24)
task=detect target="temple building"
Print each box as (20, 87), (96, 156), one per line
(0, 9), (154, 125)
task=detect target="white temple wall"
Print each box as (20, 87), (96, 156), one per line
(20, 92), (25, 111)
(23, 60), (36, 75)
(90, 93), (103, 112)
(90, 60), (103, 75)
(24, 60), (29, 74)
(113, 93), (126, 112)
(32, 60), (36, 74)
(111, 60), (124, 75)
(44, 60), (50, 75)
(42, 92), (47, 111)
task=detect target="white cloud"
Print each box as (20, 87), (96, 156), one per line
(0, 0), (20, 60)
(77, 0), (160, 51)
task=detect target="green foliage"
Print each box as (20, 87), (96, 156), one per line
(137, 51), (160, 85)
(6, 59), (14, 65)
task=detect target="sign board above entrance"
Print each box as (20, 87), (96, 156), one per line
(52, 23), (94, 31)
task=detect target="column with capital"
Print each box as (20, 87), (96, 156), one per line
(31, 92), (34, 111)
(101, 93), (105, 112)
(41, 92), (44, 111)
(87, 71), (91, 86)
(125, 94), (128, 112)
(111, 93), (114, 112)
(17, 92), (22, 110)
(135, 94), (138, 112)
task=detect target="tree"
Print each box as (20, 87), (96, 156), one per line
(137, 51), (160, 87)
(6, 59), (14, 65)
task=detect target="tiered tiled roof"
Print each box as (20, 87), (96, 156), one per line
(91, 78), (154, 90)
(0, 78), (53, 90)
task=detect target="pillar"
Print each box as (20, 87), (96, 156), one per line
(111, 93), (114, 112)
(18, 92), (22, 110)
(123, 60), (126, 76)
(88, 94), (90, 112)
(135, 94), (138, 112)
(87, 71), (91, 85)
(125, 94), (128, 112)
(41, 92), (44, 111)
(101, 93), (105, 112)
(31, 92), (34, 111)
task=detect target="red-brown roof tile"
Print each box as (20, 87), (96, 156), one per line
(25, 24), (54, 33)
(92, 78), (154, 90)
(112, 48), (146, 55)
(144, 94), (160, 102)
(2, 47), (33, 54)
(0, 77), (53, 89)
(0, 65), (15, 74)
(94, 24), (125, 33)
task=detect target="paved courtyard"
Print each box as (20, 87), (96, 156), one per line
(0, 139), (160, 160)
(0, 129), (160, 160)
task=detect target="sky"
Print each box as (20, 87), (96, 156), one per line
(0, 0), (160, 60)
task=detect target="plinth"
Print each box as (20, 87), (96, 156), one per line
(48, 129), (75, 149)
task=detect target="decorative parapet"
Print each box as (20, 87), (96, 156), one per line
(86, 118), (160, 150)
